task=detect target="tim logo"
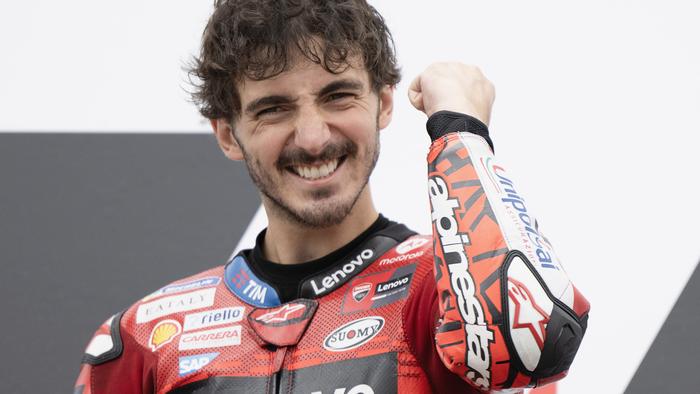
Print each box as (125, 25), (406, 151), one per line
(225, 256), (280, 307)
(232, 270), (268, 304)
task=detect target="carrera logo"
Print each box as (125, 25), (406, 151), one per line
(149, 319), (182, 352)
(323, 317), (384, 352)
(310, 249), (374, 296)
(395, 237), (429, 254)
(178, 325), (241, 350)
(352, 283), (372, 302)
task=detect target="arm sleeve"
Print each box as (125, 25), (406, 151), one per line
(74, 312), (156, 394)
(426, 112), (590, 391)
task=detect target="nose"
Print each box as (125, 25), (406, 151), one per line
(293, 106), (330, 156)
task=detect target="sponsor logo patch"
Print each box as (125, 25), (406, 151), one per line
(142, 277), (220, 301)
(148, 319), (182, 352)
(341, 265), (416, 314)
(183, 307), (245, 332)
(323, 316), (384, 352)
(254, 303), (306, 324)
(395, 237), (429, 254)
(225, 256), (280, 307)
(248, 300), (318, 347)
(485, 160), (559, 271)
(378, 249), (425, 266)
(136, 288), (216, 324)
(352, 283), (372, 302)
(178, 325), (241, 350)
(308, 249), (375, 296)
(508, 278), (550, 349)
(430, 174), (494, 390)
(179, 352), (219, 376)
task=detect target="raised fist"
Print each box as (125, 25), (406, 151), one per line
(408, 62), (495, 125)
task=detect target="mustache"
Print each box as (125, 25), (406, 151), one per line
(277, 140), (357, 168)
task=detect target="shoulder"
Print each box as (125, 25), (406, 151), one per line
(374, 234), (432, 269)
(82, 265), (229, 364)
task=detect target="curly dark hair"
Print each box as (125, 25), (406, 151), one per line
(189, 0), (401, 120)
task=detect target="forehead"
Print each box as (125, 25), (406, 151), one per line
(237, 55), (370, 102)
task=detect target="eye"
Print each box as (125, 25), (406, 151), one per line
(256, 106), (286, 118)
(327, 92), (354, 102)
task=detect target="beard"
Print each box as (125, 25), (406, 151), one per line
(238, 131), (380, 228)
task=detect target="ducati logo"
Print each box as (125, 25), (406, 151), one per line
(352, 283), (372, 302)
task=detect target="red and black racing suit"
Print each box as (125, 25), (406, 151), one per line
(75, 112), (589, 393)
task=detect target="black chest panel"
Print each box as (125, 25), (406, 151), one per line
(168, 353), (397, 394)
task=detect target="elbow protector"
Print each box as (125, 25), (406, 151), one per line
(428, 132), (589, 391)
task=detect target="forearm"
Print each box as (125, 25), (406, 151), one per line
(426, 117), (589, 391)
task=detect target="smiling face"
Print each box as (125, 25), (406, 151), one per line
(212, 56), (394, 228)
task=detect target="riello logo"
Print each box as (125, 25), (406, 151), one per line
(323, 317), (384, 352)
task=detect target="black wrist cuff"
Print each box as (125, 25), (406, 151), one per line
(426, 110), (494, 152)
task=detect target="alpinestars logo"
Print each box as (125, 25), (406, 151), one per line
(255, 303), (306, 324)
(508, 278), (550, 349)
(429, 175), (494, 390)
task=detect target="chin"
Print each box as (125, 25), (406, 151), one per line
(288, 193), (358, 228)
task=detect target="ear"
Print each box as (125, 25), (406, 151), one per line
(377, 85), (395, 130)
(211, 118), (244, 161)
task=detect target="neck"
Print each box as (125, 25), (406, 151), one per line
(262, 187), (378, 264)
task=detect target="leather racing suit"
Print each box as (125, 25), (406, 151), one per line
(75, 112), (589, 393)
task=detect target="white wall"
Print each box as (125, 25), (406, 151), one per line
(3, 1), (699, 393)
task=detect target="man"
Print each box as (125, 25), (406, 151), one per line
(75, 1), (589, 393)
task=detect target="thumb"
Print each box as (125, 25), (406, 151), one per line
(408, 75), (424, 111)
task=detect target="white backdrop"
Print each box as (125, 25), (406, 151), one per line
(2, 1), (699, 393)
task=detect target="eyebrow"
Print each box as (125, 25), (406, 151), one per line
(316, 78), (364, 97)
(244, 78), (365, 116)
(244, 95), (295, 116)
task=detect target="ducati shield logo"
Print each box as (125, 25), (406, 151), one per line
(323, 317), (384, 352)
(352, 283), (372, 302)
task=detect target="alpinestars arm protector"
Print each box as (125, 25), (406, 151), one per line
(427, 121), (590, 391)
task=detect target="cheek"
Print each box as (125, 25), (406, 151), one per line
(332, 109), (377, 140)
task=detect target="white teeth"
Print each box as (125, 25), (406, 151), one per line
(293, 158), (339, 180)
(309, 167), (320, 179)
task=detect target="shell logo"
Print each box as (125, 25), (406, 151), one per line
(149, 319), (182, 352)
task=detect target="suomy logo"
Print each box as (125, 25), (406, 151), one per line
(429, 175), (494, 390)
(310, 249), (374, 295)
(323, 316), (384, 352)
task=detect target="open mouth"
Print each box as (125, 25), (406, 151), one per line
(286, 155), (347, 181)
